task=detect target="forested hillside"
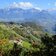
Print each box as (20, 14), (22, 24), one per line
(0, 22), (56, 56)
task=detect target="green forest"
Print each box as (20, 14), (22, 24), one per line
(0, 22), (56, 56)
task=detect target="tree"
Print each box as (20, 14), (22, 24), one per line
(41, 34), (56, 56)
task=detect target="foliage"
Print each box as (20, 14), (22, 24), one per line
(0, 23), (56, 56)
(0, 39), (14, 56)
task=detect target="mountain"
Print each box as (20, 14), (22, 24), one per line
(0, 22), (44, 39)
(0, 7), (56, 34)
(47, 9), (56, 18)
(0, 8), (55, 22)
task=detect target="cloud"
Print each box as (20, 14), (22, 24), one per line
(9, 2), (41, 10)
(34, 7), (41, 10)
(9, 2), (18, 8)
(47, 2), (56, 11)
(19, 2), (33, 8)
(9, 2), (33, 9)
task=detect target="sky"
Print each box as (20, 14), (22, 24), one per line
(0, 0), (56, 10)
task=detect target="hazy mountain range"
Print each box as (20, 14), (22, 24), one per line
(0, 7), (56, 34)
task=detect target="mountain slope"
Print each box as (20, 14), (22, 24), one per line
(0, 8), (56, 34)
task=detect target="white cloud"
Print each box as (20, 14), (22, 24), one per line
(10, 2), (19, 8)
(47, 2), (56, 11)
(9, 2), (33, 9)
(34, 7), (41, 10)
(19, 2), (33, 8)
(9, 2), (41, 10)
